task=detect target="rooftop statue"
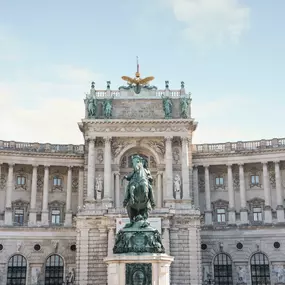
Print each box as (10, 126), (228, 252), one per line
(120, 57), (156, 94)
(180, 94), (191, 118)
(162, 94), (173, 119)
(103, 98), (113, 119)
(86, 94), (97, 118)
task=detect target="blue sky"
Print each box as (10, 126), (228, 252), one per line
(0, 0), (284, 144)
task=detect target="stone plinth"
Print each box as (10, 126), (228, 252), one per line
(104, 253), (174, 285)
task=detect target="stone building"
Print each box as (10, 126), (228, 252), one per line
(0, 75), (284, 285)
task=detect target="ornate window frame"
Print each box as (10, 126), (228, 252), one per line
(212, 199), (229, 224)
(49, 200), (65, 226)
(248, 197), (265, 224)
(51, 175), (64, 192)
(14, 168), (28, 191)
(249, 168), (262, 189)
(12, 199), (29, 226)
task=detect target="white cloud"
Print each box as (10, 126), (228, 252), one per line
(168, 0), (250, 45)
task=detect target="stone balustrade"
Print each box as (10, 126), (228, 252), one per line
(0, 140), (84, 154)
(88, 89), (186, 98)
(193, 138), (285, 154)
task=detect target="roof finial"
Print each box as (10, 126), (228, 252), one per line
(136, 56), (140, 78)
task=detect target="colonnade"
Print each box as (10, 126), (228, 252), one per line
(0, 163), (83, 226)
(193, 161), (284, 225)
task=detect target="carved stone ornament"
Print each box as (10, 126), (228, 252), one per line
(113, 228), (165, 254)
(233, 173), (240, 191)
(198, 176), (205, 192)
(126, 263), (152, 285)
(51, 240), (59, 251)
(173, 148), (180, 164)
(112, 139), (128, 158)
(72, 177), (78, 192)
(16, 241), (22, 252)
(96, 149), (104, 163)
(146, 140), (165, 156)
(0, 175), (6, 190)
(37, 175), (44, 192)
(247, 197), (265, 211)
(14, 168), (28, 191)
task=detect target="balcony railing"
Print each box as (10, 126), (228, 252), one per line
(193, 138), (285, 154)
(0, 140), (84, 154)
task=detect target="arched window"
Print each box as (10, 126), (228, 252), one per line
(214, 253), (233, 285)
(250, 253), (270, 285)
(45, 254), (64, 285)
(7, 254), (27, 285)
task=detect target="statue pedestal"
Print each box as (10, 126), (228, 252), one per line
(104, 253), (174, 285)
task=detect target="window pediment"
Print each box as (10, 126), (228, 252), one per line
(212, 199), (229, 210)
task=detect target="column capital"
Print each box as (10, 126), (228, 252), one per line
(103, 136), (112, 142)
(181, 136), (191, 143)
(32, 164), (39, 168)
(262, 161), (268, 166)
(8, 163), (15, 168)
(78, 166), (84, 171)
(44, 165), (50, 170)
(238, 163), (244, 167)
(114, 171), (120, 176)
(67, 165), (73, 170)
(87, 138), (96, 144)
(274, 160), (280, 165)
(226, 163), (232, 167)
(203, 164), (209, 169)
(164, 136), (173, 142)
(157, 171), (163, 176)
(192, 164), (199, 169)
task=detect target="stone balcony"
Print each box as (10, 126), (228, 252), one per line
(192, 138), (285, 155)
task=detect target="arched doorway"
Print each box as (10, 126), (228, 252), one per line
(7, 254), (27, 285)
(45, 254), (64, 285)
(213, 253), (233, 285)
(250, 252), (270, 285)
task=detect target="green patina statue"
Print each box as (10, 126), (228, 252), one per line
(180, 95), (191, 118)
(103, 98), (113, 119)
(162, 95), (173, 119)
(87, 95), (97, 118)
(113, 154), (165, 254)
(123, 155), (155, 225)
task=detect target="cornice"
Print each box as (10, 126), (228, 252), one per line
(0, 151), (84, 159)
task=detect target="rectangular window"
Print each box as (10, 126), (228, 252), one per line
(14, 209), (24, 226)
(51, 209), (61, 225)
(251, 175), (260, 185)
(215, 177), (224, 186)
(53, 177), (62, 186)
(217, 208), (226, 223)
(17, 176), (26, 185)
(253, 207), (262, 221)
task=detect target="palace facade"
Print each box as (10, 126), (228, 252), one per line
(0, 79), (284, 285)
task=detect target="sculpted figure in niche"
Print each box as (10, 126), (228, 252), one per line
(237, 266), (247, 283)
(273, 265), (285, 283)
(103, 98), (113, 119)
(96, 175), (103, 198)
(66, 268), (75, 285)
(173, 174), (181, 199)
(132, 270), (145, 285)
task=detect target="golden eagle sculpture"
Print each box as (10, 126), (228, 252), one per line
(121, 57), (155, 94)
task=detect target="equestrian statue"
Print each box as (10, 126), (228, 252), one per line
(123, 155), (155, 227)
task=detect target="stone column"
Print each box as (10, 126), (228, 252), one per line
(103, 137), (112, 206)
(275, 161), (284, 222)
(5, 163), (14, 225)
(78, 167), (84, 210)
(181, 137), (191, 200)
(227, 164), (236, 224)
(41, 165), (49, 225)
(87, 139), (96, 201)
(65, 166), (73, 226)
(29, 164), (38, 225)
(165, 136), (173, 201)
(204, 165), (212, 225)
(107, 227), (115, 256)
(114, 172), (120, 208)
(156, 171), (162, 208)
(263, 162), (272, 223)
(162, 219), (170, 254)
(239, 163), (248, 224)
(192, 166), (199, 209)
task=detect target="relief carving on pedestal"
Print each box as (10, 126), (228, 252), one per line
(273, 264), (285, 284)
(236, 265), (247, 284)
